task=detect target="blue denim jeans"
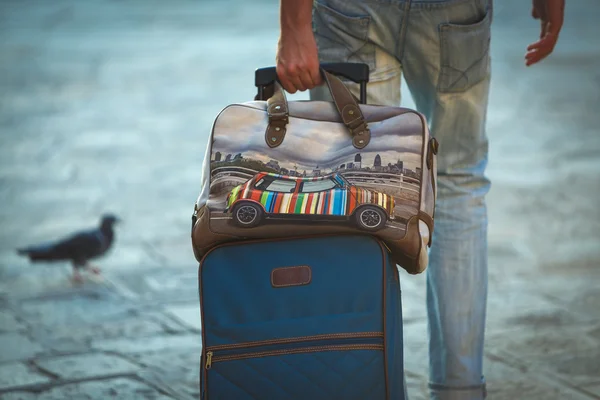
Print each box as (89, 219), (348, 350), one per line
(310, 0), (492, 399)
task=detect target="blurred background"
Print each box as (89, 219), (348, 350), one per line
(0, 0), (598, 399)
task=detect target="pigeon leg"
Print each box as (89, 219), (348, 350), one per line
(71, 268), (84, 284)
(84, 263), (104, 283)
(85, 263), (102, 275)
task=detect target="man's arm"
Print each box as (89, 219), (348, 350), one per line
(276, 0), (322, 93)
(526, 0), (566, 66)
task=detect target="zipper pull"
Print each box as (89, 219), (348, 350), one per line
(205, 351), (213, 370)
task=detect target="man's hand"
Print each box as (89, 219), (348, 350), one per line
(526, 0), (565, 66)
(276, 0), (322, 93)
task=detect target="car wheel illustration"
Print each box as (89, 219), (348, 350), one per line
(232, 202), (263, 228)
(355, 206), (387, 232)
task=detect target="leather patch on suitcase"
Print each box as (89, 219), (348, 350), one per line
(271, 266), (312, 288)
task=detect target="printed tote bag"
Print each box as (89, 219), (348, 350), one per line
(191, 68), (438, 274)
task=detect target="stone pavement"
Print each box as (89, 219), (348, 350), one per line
(1, 0), (599, 399)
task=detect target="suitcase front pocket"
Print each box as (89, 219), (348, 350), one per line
(202, 332), (386, 400)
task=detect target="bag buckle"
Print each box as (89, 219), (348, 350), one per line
(268, 103), (289, 124)
(348, 119), (370, 137)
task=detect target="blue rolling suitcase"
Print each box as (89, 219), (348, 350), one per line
(198, 234), (407, 400)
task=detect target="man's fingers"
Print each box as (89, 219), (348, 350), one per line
(298, 70), (315, 91)
(527, 39), (543, 52)
(276, 51), (324, 93)
(525, 39), (555, 66)
(313, 72), (323, 86)
(525, 50), (544, 66)
(277, 64), (302, 93)
(527, 0), (563, 67)
(279, 77), (297, 94)
(289, 73), (307, 92)
(276, 69), (297, 94)
(526, 34), (556, 52)
(278, 64), (322, 93)
(308, 65), (323, 88)
(285, 68), (305, 92)
(526, 50), (549, 66)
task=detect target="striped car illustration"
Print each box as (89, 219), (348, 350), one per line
(224, 172), (395, 231)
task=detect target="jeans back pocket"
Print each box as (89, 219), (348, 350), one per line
(438, 7), (492, 93)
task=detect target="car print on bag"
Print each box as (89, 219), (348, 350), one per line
(224, 172), (395, 232)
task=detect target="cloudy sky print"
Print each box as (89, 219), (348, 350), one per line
(211, 105), (424, 173)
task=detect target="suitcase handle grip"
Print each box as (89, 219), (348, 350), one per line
(265, 69), (371, 149)
(255, 63), (369, 104)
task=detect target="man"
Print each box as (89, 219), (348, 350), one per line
(275, 0), (565, 399)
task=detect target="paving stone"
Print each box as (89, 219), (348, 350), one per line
(398, 269), (426, 301)
(483, 360), (593, 400)
(485, 377), (592, 400)
(143, 311), (190, 334)
(0, 392), (38, 400)
(0, 362), (50, 391)
(0, 311), (25, 333)
(403, 322), (429, 375)
(164, 304), (201, 331)
(404, 373), (428, 400)
(113, 269), (199, 303)
(400, 291), (427, 325)
(0, 378), (173, 400)
(39, 314), (167, 344)
(40, 338), (91, 355)
(34, 353), (140, 380)
(485, 287), (567, 332)
(582, 383), (600, 397)
(501, 307), (583, 330)
(513, 275), (600, 322)
(536, 350), (600, 386)
(586, 323), (600, 341)
(92, 334), (201, 354)
(486, 324), (598, 360)
(18, 291), (135, 330)
(0, 333), (44, 362)
(130, 349), (201, 399)
(566, 287), (600, 319)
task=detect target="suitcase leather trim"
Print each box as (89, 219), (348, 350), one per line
(271, 265), (312, 288)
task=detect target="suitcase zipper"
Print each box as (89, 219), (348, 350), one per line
(206, 342), (383, 369)
(203, 332), (384, 397)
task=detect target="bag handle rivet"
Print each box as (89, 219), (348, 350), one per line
(275, 127), (280, 131)
(275, 105), (281, 110)
(348, 110), (354, 115)
(271, 137), (277, 142)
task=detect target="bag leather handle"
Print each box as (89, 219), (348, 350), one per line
(265, 69), (371, 150)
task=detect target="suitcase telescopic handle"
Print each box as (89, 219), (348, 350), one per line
(255, 63), (369, 104)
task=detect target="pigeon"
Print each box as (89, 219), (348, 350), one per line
(17, 214), (121, 283)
